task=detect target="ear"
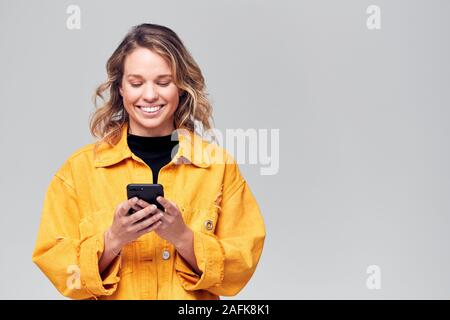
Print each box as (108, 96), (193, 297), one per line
(119, 85), (123, 97)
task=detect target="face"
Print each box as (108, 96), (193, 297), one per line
(119, 47), (181, 137)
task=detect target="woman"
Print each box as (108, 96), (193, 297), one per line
(32, 23), (265, 300)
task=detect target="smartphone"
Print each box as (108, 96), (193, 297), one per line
(126, 183), (164, 214)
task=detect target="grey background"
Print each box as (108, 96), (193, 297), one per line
(1, 0), (449, 299)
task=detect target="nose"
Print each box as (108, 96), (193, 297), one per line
(142, 83), (159, 101)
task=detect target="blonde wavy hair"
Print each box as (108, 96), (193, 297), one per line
(90, 23), (214, 147)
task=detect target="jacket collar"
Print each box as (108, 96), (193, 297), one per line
(93, 122), (211, 168)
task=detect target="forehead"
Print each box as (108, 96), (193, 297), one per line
(123, 47), (172, 78)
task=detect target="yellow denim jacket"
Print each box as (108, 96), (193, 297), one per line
(32, 123), (266, 300)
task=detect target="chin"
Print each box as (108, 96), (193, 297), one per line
(137, 119), (164, 129)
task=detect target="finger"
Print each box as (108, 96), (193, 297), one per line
(137, 198), (151, 208)
(127, 198), (142, 215)
(158, 213), (172, 225)
(136, 221), (162, 237)
(156, 196), (178, 215)
(134, 214), (162, 233)
(153, 208), (165, 216)
(130, 203), (144, 212)
(133, 211), (164, 233)
(119, 197), (139, 216)
(129, 204), (158, 224)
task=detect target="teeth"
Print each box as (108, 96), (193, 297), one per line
(139, 105), (163, 113)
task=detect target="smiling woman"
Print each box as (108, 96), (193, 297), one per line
(32, 23), (266, 300)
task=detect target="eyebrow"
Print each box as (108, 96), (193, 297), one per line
(126, 74), (172, 79)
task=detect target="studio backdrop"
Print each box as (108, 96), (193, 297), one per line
(1, 0), (449, 299)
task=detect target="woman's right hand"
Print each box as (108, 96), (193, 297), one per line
(106, 197), (163, 253)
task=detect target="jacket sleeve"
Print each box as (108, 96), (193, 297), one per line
(175, 155), (266, 296)
(32, 161), (121, 299)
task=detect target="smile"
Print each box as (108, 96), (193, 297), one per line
(137, 105), (165, 113)
(136, 104), (165, 114)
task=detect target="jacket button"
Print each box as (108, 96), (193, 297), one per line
(205, 220), (214, 231)
(162, 250), (170, 260)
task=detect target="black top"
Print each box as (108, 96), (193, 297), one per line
(127, 132), (179, 184)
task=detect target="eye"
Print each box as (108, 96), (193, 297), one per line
(157, 82), (170, 87)
(130, 83), (142, 88)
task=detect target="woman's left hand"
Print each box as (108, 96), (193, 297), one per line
(154, 196), (190, 248)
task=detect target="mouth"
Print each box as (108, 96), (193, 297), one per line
(135, 104), (165, 115)
(135, 104), (166, 119)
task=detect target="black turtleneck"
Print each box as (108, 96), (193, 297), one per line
(127, 132), (179, 184)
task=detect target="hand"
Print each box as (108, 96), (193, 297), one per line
(107, 197), (164, 252)
(153, 196), (190, 248)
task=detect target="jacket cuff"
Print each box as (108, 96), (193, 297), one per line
(78, 232), (121, 297)
(175, 230), (225, 291)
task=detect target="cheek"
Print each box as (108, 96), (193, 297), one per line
(121, 87), (141, 104)
(161, 87), (180, 105)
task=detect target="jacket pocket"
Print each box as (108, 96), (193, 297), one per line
(188, 205), (219, 235)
